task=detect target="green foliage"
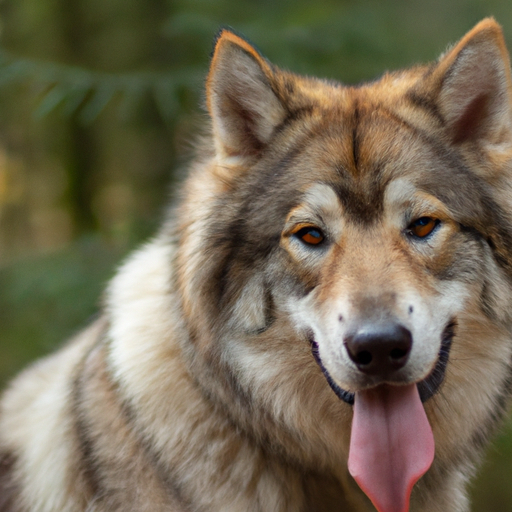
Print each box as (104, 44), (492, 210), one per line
(0, 235), (128, 384)
(0, 49), (203, 123)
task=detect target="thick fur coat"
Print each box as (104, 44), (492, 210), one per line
(2, 18), (512, 512)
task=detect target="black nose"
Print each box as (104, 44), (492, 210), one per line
(344, 323), (412, 377)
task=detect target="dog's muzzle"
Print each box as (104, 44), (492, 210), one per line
(310, 318), (456, 405)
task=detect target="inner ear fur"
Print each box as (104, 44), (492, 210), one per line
(433, 18), (512, 145)
(206, 30), (288, 160)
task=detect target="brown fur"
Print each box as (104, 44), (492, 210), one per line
(2, 18), (512, 512)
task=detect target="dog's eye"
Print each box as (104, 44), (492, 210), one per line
(408, 217), (439, 238)
(294, 226), (325, 246)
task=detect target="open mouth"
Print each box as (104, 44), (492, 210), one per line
(309, 318), (456, 405)
(310, 318), (456, 512)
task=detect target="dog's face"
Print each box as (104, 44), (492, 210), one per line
(176, 20), (512, 511)
(193, 22), (512, 396)
(284, 177), (462, 397)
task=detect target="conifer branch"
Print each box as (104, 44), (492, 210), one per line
(0, 49), (204, 123)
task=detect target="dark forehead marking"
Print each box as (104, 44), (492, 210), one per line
(351, 99), (360, 172)
(331, 178), (386, 225)
(331, 103), (392, 224)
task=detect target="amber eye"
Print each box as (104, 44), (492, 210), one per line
(294, 226), (325, 246)
(408, 217), (439, 238)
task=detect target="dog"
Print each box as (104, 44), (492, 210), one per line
(2, 17), (512, 512)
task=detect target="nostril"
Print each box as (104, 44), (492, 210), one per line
(355, 350), (372, 366)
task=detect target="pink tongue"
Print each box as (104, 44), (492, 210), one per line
(348, 384), (435, 512)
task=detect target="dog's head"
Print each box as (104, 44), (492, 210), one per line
(176, 19), (512, 512)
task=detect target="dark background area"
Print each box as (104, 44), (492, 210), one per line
(1, 0), (512, 509)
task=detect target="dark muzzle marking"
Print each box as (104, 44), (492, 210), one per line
(310, 339), (355, 405)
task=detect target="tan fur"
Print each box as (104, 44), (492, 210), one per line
(2, 18), (512, 512)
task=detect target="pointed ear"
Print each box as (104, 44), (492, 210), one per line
(433, 18), (512, 145)
(206, 30), (288, 160)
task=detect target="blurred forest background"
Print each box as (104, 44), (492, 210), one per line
(1, 0), (512, 509)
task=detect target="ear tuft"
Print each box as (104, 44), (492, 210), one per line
(435, 18), (512, 145)
(206, 30), (287, 161)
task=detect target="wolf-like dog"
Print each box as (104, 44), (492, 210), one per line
(2, 17), (512, 512)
